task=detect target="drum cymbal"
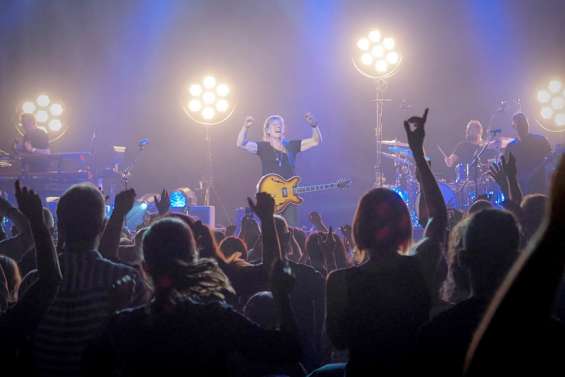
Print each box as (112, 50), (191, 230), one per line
(381, 139), (409, 148)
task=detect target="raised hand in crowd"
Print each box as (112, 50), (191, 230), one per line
(489, 160), (510, 199)
(99, 188), (136, 261)
(0, 191), (33, 261)
(154, 189), (170, 215)
(248, 192), (280, 270)
(14, 181), (62, 287)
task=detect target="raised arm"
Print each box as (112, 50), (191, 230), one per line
(301, 112), (322, 151)
(237, 116), (258, 154)
(0, 194), (34, 261)
(404, 109), (447, 240)
(15, 181), (62, 288)
(99, 189), (136, 261)
(248, 192), (281, 272)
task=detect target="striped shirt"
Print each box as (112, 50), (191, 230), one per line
(32, 250), (138, 377)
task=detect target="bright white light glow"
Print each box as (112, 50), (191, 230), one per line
(201, 107), (216, 120)
(203, 76), (217, 89)
(202, 92), (216, 105)
(555, 113), (565, 127)
(189, 84), (203, 97)
(48, 119), (62, 132)
(368, 30), (381, 42)
(22, 101), (36, 114)
(551, 96), (564, 110)
(537, 90), (551, 103)
(383, 37), (395, 50)
(35, 110), (49, 123)
(361, 53), (373, 65)
(540, 106), (554, 119)
(49, 103), (63, 116)
(216, 99), (229, 113)
(188, 99), (202, 112)
(375, 60), (388, 73)
(216, 84), (230, 97)
(371, 45), (385, 58)
(548, 80), (562, 93)
(36, 94), (50, 107)
(386, 51), (400, 65)
(357, 38), (370, 50)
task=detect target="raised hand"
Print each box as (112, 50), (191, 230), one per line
(403, 108), (429, 155)
(113, 188), (136, 217)
(14, 180), (44, 225)
(154, 189), (170, 215)
(247, 192), (275, 221)
(489, 161), (507, 187)
(501, 153), (517, 180)
(244, 116), (254, 129)
(304, 112), (318, 127)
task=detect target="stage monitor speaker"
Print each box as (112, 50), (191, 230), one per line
(188, 205), (216, 229)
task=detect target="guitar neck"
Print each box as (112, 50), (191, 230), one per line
(294, 183), (339, 194)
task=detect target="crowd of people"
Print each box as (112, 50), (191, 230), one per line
(0, 108), (564, 376)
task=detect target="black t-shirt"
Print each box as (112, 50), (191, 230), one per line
(453, 141), (481, 166)
(505, 133), (552, 193)
(256, 140), (302, 178)
(23, 128), (49, 150)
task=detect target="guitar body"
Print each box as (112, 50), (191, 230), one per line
(257, 174), (303, 213)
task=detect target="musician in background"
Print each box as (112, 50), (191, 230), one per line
(443, 120), (484, 168)
(237, 113), (322, 225)
(15, 113), (51, 172)
(505, 112), (551, 194)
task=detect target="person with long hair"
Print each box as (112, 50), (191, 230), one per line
(84, 196), (301, 376)
(320, 109), (437, 376)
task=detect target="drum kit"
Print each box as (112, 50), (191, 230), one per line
(379, 136), (513, 224)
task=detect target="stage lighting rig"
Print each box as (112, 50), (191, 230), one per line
(183, 75), (235, 126)
(536, 79), (565, 132)
(19, 94), (66, 142)
(353, 29), (402, 187)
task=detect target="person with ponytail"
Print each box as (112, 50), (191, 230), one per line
(84, 209), (301, 376)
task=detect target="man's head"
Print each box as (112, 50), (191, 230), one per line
(512, 112), (529, 139)
(20, 113), (37, 132)
(57, 183), (106, 247)
(263, 115), (286, 141)
(466, 120), (483, 143)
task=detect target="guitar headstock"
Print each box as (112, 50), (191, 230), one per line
(336, 178), (352, 189)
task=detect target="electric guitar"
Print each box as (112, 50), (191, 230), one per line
(257, 173), (352, 213)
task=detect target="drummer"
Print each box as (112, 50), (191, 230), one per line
(442, 120), (486, 168)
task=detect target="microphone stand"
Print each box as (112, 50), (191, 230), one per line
(469, 131), (498, 199)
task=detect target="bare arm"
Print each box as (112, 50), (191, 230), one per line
(23, 141), (50, 155)
(236, 116), (258, 154)
(503, 153), (523, 205)
(99, 189), (136, 261)
(404, 109), (448, 240)
(301, 113), (322, 152)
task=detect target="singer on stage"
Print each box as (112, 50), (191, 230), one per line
(236, 113), (322, 225)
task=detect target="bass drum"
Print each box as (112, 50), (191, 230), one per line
(416, 181), (458, 216)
